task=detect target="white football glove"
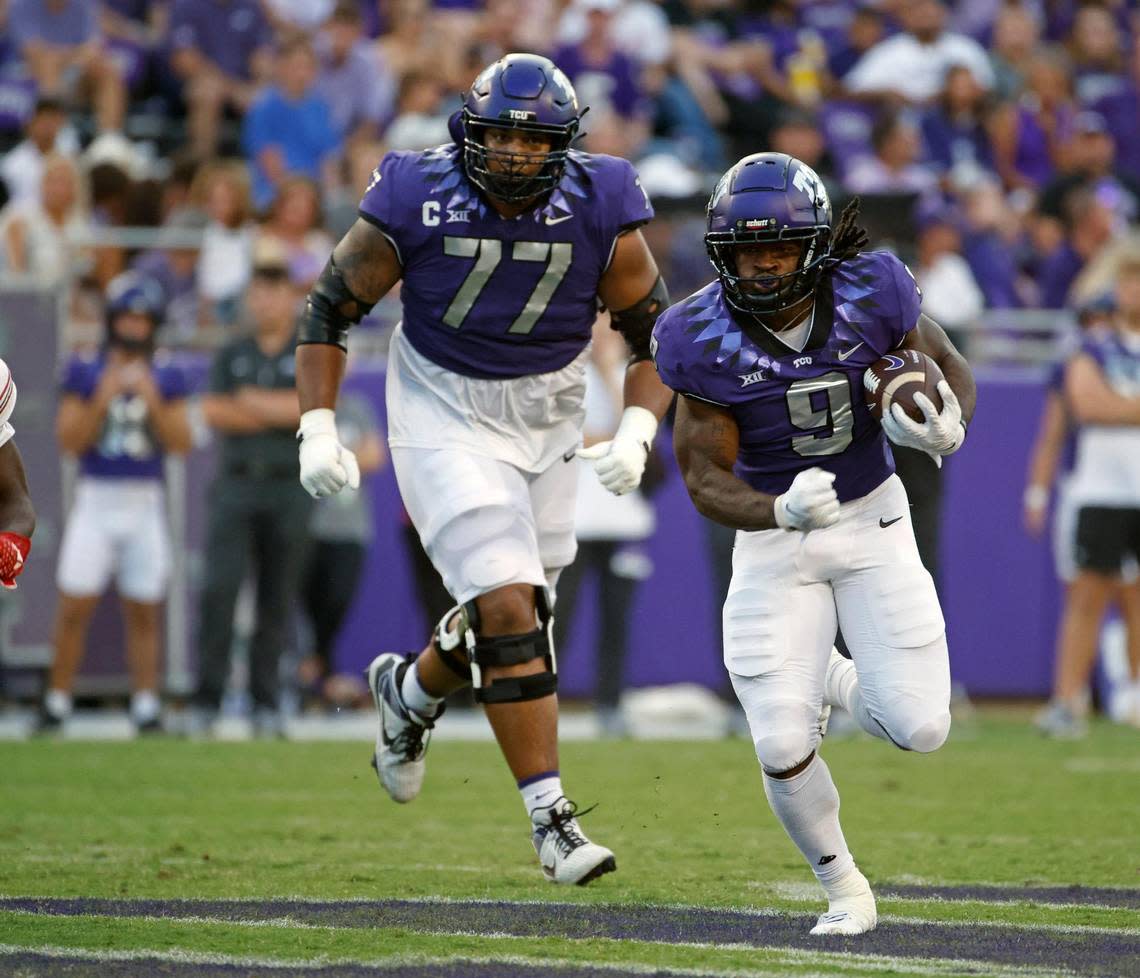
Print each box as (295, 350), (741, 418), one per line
(880, 380), (966, 467)
(576, 405), (658, 496)
(298, 408), (360, 499)
(774, 467), (840, 531)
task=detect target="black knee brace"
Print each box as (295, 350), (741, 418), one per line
(467, 588), (558, 704)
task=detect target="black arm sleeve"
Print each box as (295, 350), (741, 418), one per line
(297, 257), (378, 351)
(609, 275), (670, 364)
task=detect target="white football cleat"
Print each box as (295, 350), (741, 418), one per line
(1033, 699), (1087, 739)
(531, 797), (616, 886)
(811, 869), (878, 936)
(366, 653), (442, 803)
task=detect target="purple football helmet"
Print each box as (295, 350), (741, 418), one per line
(705, 152), (833, 315)
(105, 271), (166, 353)
(461, 54), (582, 203)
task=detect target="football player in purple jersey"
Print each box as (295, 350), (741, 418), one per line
(294, 54), (672, 885)
(653, 153), (976, 934)
(41, 273), (192, 734)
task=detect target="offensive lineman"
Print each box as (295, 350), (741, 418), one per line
(652, 153), (976, 934)
(295, 54), (672, 884)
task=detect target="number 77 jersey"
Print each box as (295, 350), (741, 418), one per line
(359, 144), (653, 379)
(652, 250), (922, 503)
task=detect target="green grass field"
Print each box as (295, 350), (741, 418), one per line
(2, 708), (1138, 977)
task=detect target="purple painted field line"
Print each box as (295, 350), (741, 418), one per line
(2, 897), (1138, 977)
(881, 885), (1140, 909)
(0, 953), (657, 978)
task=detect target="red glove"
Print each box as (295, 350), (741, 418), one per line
(0, 532), (31, 589)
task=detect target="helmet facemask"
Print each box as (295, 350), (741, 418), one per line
(707, 226), (831, 316)
(462, 111), (578, 203)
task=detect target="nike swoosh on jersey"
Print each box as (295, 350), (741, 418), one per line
(545, 214), (573, 226)
(837, 342), (865, 361)
(879, 516), (903, 528)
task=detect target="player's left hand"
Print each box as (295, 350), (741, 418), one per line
(881, 380), (965, 466)
(577, 405), (658, 496)
(0, 532), (31, 590)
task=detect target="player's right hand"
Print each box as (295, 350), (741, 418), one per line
(774, 468), (840, 531)
(298, 408), (360, 498)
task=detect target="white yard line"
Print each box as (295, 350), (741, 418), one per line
(0, 937), (1079, 978)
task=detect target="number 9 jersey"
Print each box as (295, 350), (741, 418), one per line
(652, 250), (922, 503)
(359, 144), (653, 379)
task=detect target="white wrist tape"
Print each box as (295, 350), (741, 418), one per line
(614, 405), (658, 450)
(298, 408), (338, 441)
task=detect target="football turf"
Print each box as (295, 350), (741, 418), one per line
(2, 709), (1138, 977)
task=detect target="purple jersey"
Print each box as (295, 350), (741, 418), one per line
(358, 145), (653, 379)
(61, 354), (189, 480)
(1080, 328), (1140, 396)
(653, 251), (921, 503)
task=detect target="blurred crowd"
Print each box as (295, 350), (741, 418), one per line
(0, 0), (1140, 336)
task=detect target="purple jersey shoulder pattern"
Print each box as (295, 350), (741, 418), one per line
(61, 353), (188, 480)
(653, 250), (921, 502)
(359, 144), (653, 379)
(1079, 327), (1140, 396)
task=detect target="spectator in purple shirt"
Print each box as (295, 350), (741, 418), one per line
(988, 4), (1039, 101)
(41, 272), (192, 734)
(827, 5), (887, 83)
(1038, 112), (1140, 226)
(920, 64), (995, 189)
(1067, 3), (1126, 106)
(98, 0), (165, 94)
(10, 0), (126, 134)
(130, 209), (205, 340)
(1092, 34), (1140, 183)
(960, 177), (1033, 309)
(168, 0), (274, 159)
(242, 36), (342, 211)
(315, 1), (395, 143)
(1037, 186), (1117, 309)
(551, 0), (650, 156)
(845, 110), (939, 196)
(990, 46), (1078, 192)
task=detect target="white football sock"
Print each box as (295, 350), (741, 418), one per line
(130, 689), (161, 725)
(519, 773), (564, 820)
(762, 754), (855, 887)
(44, 689), (72, 719)
(401, 660), (444, 718)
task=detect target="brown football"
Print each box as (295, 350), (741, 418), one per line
(863, 348), (944, 423)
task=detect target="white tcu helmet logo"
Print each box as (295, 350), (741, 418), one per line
(792, 164), (829, 210)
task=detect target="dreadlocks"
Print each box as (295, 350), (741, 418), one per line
(828, 197), (869, 263)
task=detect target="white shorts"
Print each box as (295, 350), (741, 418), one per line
(392, 446), (578, 605)
(385, 323), (587, 473)
(56, 478), (171, 602)
(725, 475), (950, 757)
